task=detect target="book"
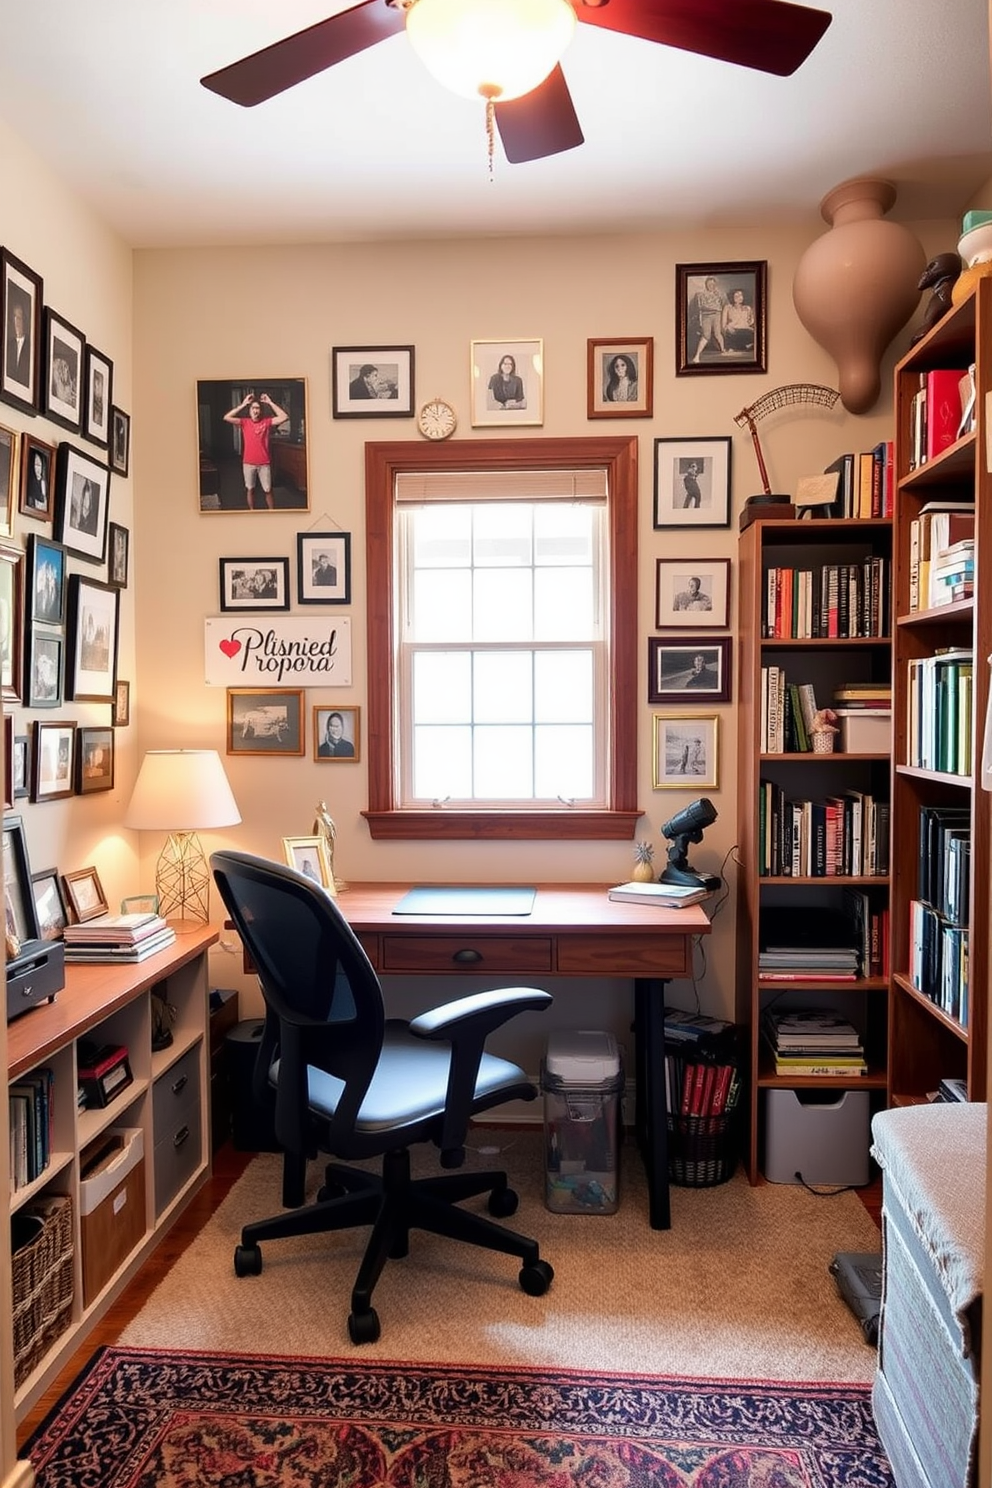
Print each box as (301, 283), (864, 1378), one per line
(925, 369), (967, 461)
(64, 912), (169, 943)
(608, 882), (711, 908)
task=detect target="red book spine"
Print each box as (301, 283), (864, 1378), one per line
(926, 370), (965, 460)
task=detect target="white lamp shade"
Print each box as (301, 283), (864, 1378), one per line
(406, 0), (575, 102)
(124, 750), (241, 831)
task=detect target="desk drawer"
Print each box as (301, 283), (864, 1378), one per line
(557, 933), (690, 977)
(380, 936), (553, 975)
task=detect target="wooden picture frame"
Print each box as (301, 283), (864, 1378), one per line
(27, 533), (66, 626)
(31, 719), (76, 803)
(108, 522), (129, 589)
(676, 261), (767, 376)
(313, 705), (360, 761)
(62, 864), (109, 923)
(653, 436), (732, 529)
(0, 539), (24, 704)
(110, 405), (130, 477)
(1, 249), (43, 415)
(587, 337), (653, 419)
(196, 377), (309, 513)
(113, 678), (130, 727)
(55, 442), (111, 563)
(24, 628), (62, 709)
(226, 688), (305, 756)
(297, 531), (351, 605)
(471, 339), (543, 427)
(282, 835), (335, 894)
(3, 813), (40, 952)
(648, 636), (733, 704)
(331, 346), (415, 418)
(75, 725), (115, 794)
(66, 574), (119, 702)
(18, 432), (56, 522)
(655, 558), (731, 629)
(43, 306), (85, 431)
(32, 867), (69, 942)
(12, 733), (29, 799)
(652, 713), (720, 790)
(83, 344), (113, 448)
(219, 556), (291, 612)
(0, 424), (15, 536)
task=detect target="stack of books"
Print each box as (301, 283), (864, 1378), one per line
(758, 908), (859, 980)
(761, 1009), (867, 1077)
(832, 680), (892, 711)
(928, 538), (975, 606)
(63, 912), (176, 963)
(607, 880), (713, 908)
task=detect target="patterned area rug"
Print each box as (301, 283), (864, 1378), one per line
(25, 1348), (893, 1487)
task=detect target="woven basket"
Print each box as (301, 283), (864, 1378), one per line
(667, 1111), (738, 1188)
(11, 1193), (74, 1387)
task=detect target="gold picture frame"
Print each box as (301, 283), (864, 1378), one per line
(652, 713), (719, 790)
(282, 835), (336, 896)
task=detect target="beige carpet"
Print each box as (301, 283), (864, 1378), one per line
(121, 1131), (881, 1382)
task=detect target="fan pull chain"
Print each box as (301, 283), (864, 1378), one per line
(485, 98), (496, 178)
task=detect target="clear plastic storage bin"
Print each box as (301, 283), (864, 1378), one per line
(541, 1030), (622, 1214)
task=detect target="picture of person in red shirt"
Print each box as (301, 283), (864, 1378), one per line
(223, 389), (289, 509)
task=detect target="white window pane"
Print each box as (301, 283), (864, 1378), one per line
(412, 505), (472, 567)
(474, 569), (533, 640)
(473, 504), (532, 567)
(474, 652), (534, 723)
(534, 505), (595, 565)
(413, 726), (472, 797)
(535, 651), (593, 721)
(475, 726), (534, 798)
(535, 725), (593, 798)
(412, 570), (472, 641)
(535, 568), (595, 640)
(413, 652), (471, 722)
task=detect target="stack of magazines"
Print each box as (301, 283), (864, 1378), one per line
(63, 912), (176, 963)
(761, 1009), (867, 1077)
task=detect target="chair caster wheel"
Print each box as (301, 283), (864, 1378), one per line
(318, 1181), (346, 1202)
(348, 1308), (381, 1344)
(519, 1258), (554, 1296)
(234, 1243), (262, 1277)
(488, 1186), (519, 1219)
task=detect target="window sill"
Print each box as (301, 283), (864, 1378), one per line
(361, 810), (643, 842)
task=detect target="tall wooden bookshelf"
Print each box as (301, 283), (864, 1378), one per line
(888, 278), (991, 1106)
(736, 516), (893, 1183)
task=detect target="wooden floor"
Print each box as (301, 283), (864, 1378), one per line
(15, 1145), (882, 1451)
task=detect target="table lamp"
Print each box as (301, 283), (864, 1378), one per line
(124, 749), (241, 924)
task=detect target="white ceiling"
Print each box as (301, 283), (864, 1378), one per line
(0, 0), (990, 248)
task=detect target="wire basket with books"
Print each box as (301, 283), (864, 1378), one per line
(664, 1011), (740, 1187)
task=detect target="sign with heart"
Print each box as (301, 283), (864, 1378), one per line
(205, 617), (352, 687)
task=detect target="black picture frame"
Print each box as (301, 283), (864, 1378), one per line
(0, 423), (15, 536)
(31, 720), (76, 803)
(647, 636), (733, 704)
(3, 813), (41, 949)
(296, 531), (351, 605)
(653, 436), (732, 529)
(332, 346), (415, 419)
(43, 305), (85, 431)
(12, 734), (29, 799)
(219, 556), (291, 612)
(109, 405), (130, 477)
(54, 442), (110, 563)
(76, 725), (115, 794)
(113, 678), (130, 727)
(66, 574), (119, 702)
(676, 261), (767, 376)
(26, 533), (66, 626)
(83, 344), (113, 449)
(31, 866), (69, 942)
(108, 522), (129, 588)
(654, 558), (732, 629)
(24, 628), (62, 709)
(0, 539), (24, 704)
(18, 432), (56, 522)
(0, 249), (43, 415)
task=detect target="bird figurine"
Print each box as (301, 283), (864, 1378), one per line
(912, 251), (962, 342)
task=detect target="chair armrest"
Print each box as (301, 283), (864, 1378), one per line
(409, 987), (552, 1042)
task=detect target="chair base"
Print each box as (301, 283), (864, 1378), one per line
(234, 1146), (552, 1342)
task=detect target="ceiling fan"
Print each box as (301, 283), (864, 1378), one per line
(201, 0), (832, 166)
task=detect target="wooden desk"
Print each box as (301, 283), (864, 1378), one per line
(338, 884), (711, 1230)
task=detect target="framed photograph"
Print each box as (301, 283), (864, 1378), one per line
(3, 814), (40, 954)
(55, 442), (110, 562)
(196, 378), (309, 513)
(587, 337), (653, 419)
(32, 867), (69, 942)
(43, 306), (85, 431)
(27, 533), (66, 625)
(18, 432), (56, 521)
(648, 636), (732, 704)
(12, 733), (29, 799)
(226, 688), (305, 756)
(219, 556), (290, 612)
(2, 716), (11, 810)
(1, 249), (43, 415)
(282, 835), (335, 893)
(676, 261), (767, 376)
(113, 678), (130, 727)
(76, 725), (115, 794)
(471, 339), (543, 427)
(653, 436), (732, 529)
(24, 629), (62, 709)
(313, 705), (360, 761)
(66, 574), (119, 702)
(108, 522), (129, 588)
(62, 864), (109, 923)
(0, 424), (15, 535)
(83, 345), (113, 448)
(110, 405), (130, 477)
(121, 894), (159, 916)
(297, 531), (351, 605)
(332, 346), (414, 418)
(652, 713), (720, 790)
(0, 539), (24, 703)
(655, 558), (731, 629)
(31, 720), (76, 803)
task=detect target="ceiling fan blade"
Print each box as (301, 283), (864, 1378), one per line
(573, 0), (831, 77)
(201, 1), (406, 106)
(494, 67), (584, 164)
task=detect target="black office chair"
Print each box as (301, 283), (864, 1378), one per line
(211, 850), (555, 1343)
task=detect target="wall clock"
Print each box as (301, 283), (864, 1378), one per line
(417, 398), (457, 441)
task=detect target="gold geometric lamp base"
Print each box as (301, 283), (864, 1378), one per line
(156, 831), (211, 924)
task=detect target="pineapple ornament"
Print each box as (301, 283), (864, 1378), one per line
(631, 840), (657, 883)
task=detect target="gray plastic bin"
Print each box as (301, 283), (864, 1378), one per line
(541, 1030), (622, 1214)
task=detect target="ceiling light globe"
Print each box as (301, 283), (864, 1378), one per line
(406, 0), (576, 103)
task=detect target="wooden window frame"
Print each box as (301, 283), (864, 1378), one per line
(363, 436), (641, 841)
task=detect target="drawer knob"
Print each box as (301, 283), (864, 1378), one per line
(452, 948), (482, 964)
(173, 1124), (190, 1150)
(170, 1074), (188, 1096)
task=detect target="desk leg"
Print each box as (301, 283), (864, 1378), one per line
(634, 976), (670, 1231)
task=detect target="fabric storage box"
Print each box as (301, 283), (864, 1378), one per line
(762, 1087), (870, 1185)
(835, 708), (891, 752)
(542, 1031), (622, 1214)
(871, 1103), (984, 1488)
(79, 1126), (146, 1305)
(11, 1193), (74, 1387)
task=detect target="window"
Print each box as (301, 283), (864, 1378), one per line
(364, 438), (639, 840)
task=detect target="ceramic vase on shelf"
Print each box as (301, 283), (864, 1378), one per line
(792, 177), (925, 414)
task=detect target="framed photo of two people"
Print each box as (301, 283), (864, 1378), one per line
(676, 261), (767, 376)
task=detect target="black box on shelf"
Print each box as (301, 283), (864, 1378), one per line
(77, 1041), (133, 1108)
(6, 938), (65, 1023)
